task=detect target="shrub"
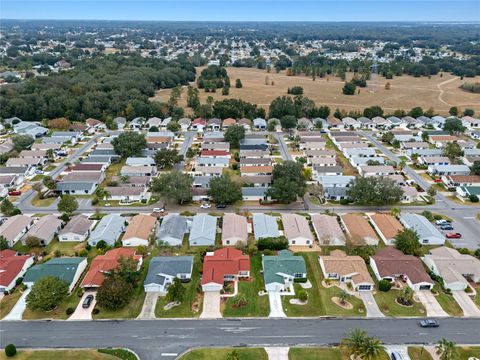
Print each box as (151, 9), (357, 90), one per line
(339, 198), (351, 205)
(79, 249), (88, 257)
(257, 236), (289, 251)
(66, 307), (75, 315)
(15, 277), (23, 286)
(465, 286), (473, 293)
(469, 194), (479, 203)
(5, 344), (16, 357)
(298, 290), (308, 302)
(54, 250), (62, 257)
(433, 214), (443, 220)
(378, 279), (392, 292)
(91, 197), (99, 205)
(92, 308), (100, 315)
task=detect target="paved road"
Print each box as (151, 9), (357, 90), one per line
(1, 318), (479, 360)
(273, 133), (293, 161)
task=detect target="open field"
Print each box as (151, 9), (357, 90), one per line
(152, 67), (480, 115)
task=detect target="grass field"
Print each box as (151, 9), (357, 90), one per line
(435, 290), (463, 317)
(180, 348), (268, 360)
(0, 350), (118, 360)
(0, 287), (24, 319)
(152, 67), (480, 115)
(373, 289), (426, 317)
(457, 346), (480, 359)
(407, 347), (433, 360)
(30, 194), (57, 207)
(289, 347), (390, 360)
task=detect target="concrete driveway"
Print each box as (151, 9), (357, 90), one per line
(200, 291), (222, 319)
(385, 345), (411, 360)
(138, 292), (160, 319)
(359, 291), (384, 318)
(68, 291), (96, 320)
(452, 291), (480, 317)
(415, 291), (448, 317)
(265, 347), (289, 360)
(3, 288), (30, 321)
(268, 292), (286, 318)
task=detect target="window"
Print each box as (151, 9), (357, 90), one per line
(179, 274), (186, 279)
(294, 273), (304, 278)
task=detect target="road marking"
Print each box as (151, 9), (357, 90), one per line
(161, 353), (178, 357)
(463, 217), (475, 219)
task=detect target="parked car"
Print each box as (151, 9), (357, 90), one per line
(82, 295), (94, 309)
(433, 179), (443, 183)
(153, 207), (165, 213)
(35, 169), (44, 175)
(215, 204), (226, 209)
(200, 203), (211, 209)
(8, 190), (21, 196)
(391, 352), (405, 360)
(446, 233), (462, 239)
(435, 219), (450, 225)
(418, 319), (439, 328)
(440, 225), (454, 231)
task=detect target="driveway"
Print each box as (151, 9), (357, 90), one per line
(415, 291), (448, 317)
(452, 291), (480, 317)
(359, 291), (384, 318)
(385, 345), (411, 360)
(265, 347), (289, 360)
(138, 292), (160, 319)
(199, 291), (222, 319)
(268, 292), (286, 318)
(68, 291), (96, 320)
(3, 288), (31, 321)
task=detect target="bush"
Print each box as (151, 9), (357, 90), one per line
(91, 197), (99, 205)
(421, 210), (434, 222)
(433, 214), (443, 220)
(66, 307), (75, 315)
(5, 344), (16, 357)
(257, 236), (289, 251)
(15, 277), (23, 286)
(79, 249), (88, 257)
(339, 198), (351, 205)
(92, 308), (100, 315)
(298, 290), (308, 302)
(378, 279), (392, 292)
(469, 194), (479, 203)
(54, 250), (62, 257)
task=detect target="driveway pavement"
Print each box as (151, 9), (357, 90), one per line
(415, 291), (448, 317)
(265, 347), (289, 360)
(69, 291), (96, 320)
(359, 291), (384, 318)
(199, 291), (222, 319)
(452, 291), (480, 317)
(385, 345), (411, 360)
(268, 292), (286, 318)
(3, 288), (30, 321)
(138, 292), (160, 319)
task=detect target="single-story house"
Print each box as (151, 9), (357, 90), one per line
(311, 214), (346, 246)
(419, 156), (451, 166)
(359, 165), (396, 177)
(442, 175), (480, 189)
(59, 215), (95, 242)
(262, 250), (307, 292)
(456, 186), (480, 200)
(253, 118), (267, 130)
(0, 250), (34, 293)
(120, 165), (157, 177)
(144, 256), (194, 293)
(242, 175), (272, 187)
(126, 157), (156, 167)
(56, 181), (97, 195)
(368, 213), (404, 245)
(252, 213), (280, 240)
(221, 213), (248, 246)
(399, 213), (444, 245)
(281, 214), (314, 246)
(156, 214), (188, 246)
(122, 214), (157, 247)
(105, 186), (150, 203)
(22, 215), (62, 246)
(0, 215), (34, 247)
(88, 214), (126, 246)
(428, 164), (471, 176)
(340, 214), (379, 246)
(241, 187), (269, 201)
(189, 214), (217, 246)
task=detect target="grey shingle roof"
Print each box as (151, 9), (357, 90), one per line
(157, 214), (188, 246)
(144, 256), (194, 286)
(252, 213), (279, 240)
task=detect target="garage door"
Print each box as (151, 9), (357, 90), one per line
(419, 285), (431, 290)
(358, 285), (372, 291)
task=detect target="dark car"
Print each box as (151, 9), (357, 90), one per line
(82, 295), (94, 309)
(215, 204), (227, 209)
(440, 225), (454, 231)
(418, 319), (439, 328)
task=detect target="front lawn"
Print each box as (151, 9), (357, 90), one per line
(282, 253), (365, 317)
(289, 347), (389, 360)
(373, 289), (425, 317)
(0, 349), (118, 360)
(457, 346), (480, 359)
(223, 255), (269, 317)
(30, 194), (57, 207)
(435, 290), (463, 317)
(474, 293), (480, 309)
(155, 254), (203, 318)
(407, 347), (433, 360)
(0, 286), (24, 319)
(180, 348), (268, 360)
(100, 159), (126, 187)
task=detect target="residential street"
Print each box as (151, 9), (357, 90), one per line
(1, 318), (479, 360)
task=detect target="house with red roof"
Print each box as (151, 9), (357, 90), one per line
(201, 248), (250, 292)
(192, 118), (206, 132)
(200, 150), (231, 159)
(81, 248), (142, 289)
(0, 250), (34, 293)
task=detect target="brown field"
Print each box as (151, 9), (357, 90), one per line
(152, 67), (480, 116)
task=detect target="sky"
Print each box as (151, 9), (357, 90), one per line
(1, 0), (479, 22)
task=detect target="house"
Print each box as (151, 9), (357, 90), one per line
(241, 164), (274, 176)
(51, 131), (82, 143)
(0, 215), (34, 247)
(88, 214), (126, 246)
(0, 250), (34, 293)
(129, 117), (145, 129)
(105, 186), (150, 203)
(144, 256), (194, 293)
(59, 215), (95, 242)
(113, 117), (126, 129)
(201, 248), (250, 292)
(342, 117), (361, 129)
(428, 164), (470, 176)
(70, 163), (107, 172)
(311, 214), (346, 246)
(400, 213), (444, 245)
(252, 213), (280, 240)
(156, 214), (188, 246)
(6, 157), (43, 168)
(189, 214), (217, 246)
(160, 117), (172, 129)
(310, 157), (337, 168)
(340, 214), (379, 245)
(368, 213), (404, 245)
(19, 150), (47, 159)
(241, 187), (269, 201)
(262, 250), (307, 292)
(0, 175), (21, 190)
(401, 185), (421, 203)
(126, 157), (156, 167)
(178, 118), (191, 131)
(203, 132), (225, 143)
(350, 156), (385, 168)
(318, 175), (355, 191)
(423, 247), (480, 291)
(202, 142), (230, 151)
(419, 156), (451, 166)
(240, 158), (271, 167)
(359, 165), (395, 177)
(81, 248), (142, 289)
(207, 118), (222, 131)
(86, 118), (106, 133)
(370, 247), (433, 291)
(24, 257), (88, 293)
(442, 175), (480, 189)
(22, 215), (62, 246)
(300, 142), (326, 151)
(327, 116), (343, 128)
(305, 150), (336, 159)
(281, 214), (314, 246)
(319, 250), (374, 291)
(456, 186), (480, 200)
(196, 157), (229, 168)
(297, 118), (313, 130)
(192, 118), (206, 132)
(358, 117), (374, 129)
(222, 118), (236, 128)
(343, 147), (377, 159)
(372, 116), (388, 127)
(146, 117), (162, 129)
(253, 118), (267, 130)
(462, 116), (480, 129)
(238, 118), (251, 130)
(200, 150), (231, 159)
(120, 165), (157, 177)
(61, 171), (104, 184)
(387, 116), (403, 127)
(242, 175), (272, 187)
(239, 149), (269, 158)
(122, 214), (157, 247)
(221, 213), (248, 246)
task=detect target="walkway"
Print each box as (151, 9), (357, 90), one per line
(3, 288), (30, 321)
(415, 291), (449, 317)
(268, 292), (286, 318)
(359, 291), (384, 318)
(452, 291), (480, 317)
(265, 347), (289, 360)
(137, 292), (160, 319)
(199, 291), (222, 319)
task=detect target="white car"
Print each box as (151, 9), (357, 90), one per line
(435, 219), (449, 225)
(153, 207), (164, 213)
(200, 203), (211, 209)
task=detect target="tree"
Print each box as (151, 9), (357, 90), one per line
(166, 121), (180, 133)
(471, 161), (480, 175)
(347, 177), (403, 206)
(409, 106), (424, 118)
(394, 229), (421, 255)
(469, 194), (479, 203)
(427, 187), (437, 197)
(464, 108), (475, 117)
(341, 328), (368, 358)
(151, 171), (193, 204)
(26, 276), (69, 311)
(47, 118), (71, 129)
(280, 115), (297, 129)
(12, 134), (34, 152)
(167, 278), (185, 303)
(96, 275), (133, 311)
(116, 256), (141, 286)
(154, 149), (183, 169)
(267, 161), (306, 203)
(442, 142), (463, 161)
(235, 79), (243, 88)
(112, 132), (146, 158)
(361, 336), (385, 360)
(1, 199), (21, 216)
(0, 236), (9, 250)
(4, 344), (16, 358)
(339, 289), (350, 305)
(399, 286), (414, 304)
(381, 132), (394, 143)
(363, 106), (384, 118)
(443, 117), (465, 134)
(149, 125), (159, 132)
(42, 176), (56, 190)
(342, 82), (356, 95)
(288, 86), (304, 95)
(208, 174), (242, 205)
(436, 339), (457, 360)
(224, 125), (245, 148)
(257, 236), (289, 251)
(378, 279), (392, 292)
(449, 106), (459, 116)
(57, 194), (78, 214)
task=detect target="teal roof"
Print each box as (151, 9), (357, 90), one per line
(24, 257), (85, 285)
(262, 250), (306, 285)
(462, 186), (480, 196)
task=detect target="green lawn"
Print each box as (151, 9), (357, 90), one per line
(323, 135), (358, 176)
(373, 289), (426, 317)
(0, 349), (118, 360)
(100, 159), (126, 187)
(435, 290), (463, 317)
(288, 347), (343, 360)
(223, 255), (269, 317)
(474, 293), (480, 309)
(0, 286), (24, 319)
(407, 347), (433, 360)
(30, 194), (57, 207)
(457, 346), (480, 359)
(282, 253), (365, 317)
(155, 254), (203, 318)
(180, 348), (268, 360)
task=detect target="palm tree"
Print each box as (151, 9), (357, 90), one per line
(399, 287), (414, 304)
(341, 328), (367, 358)
(436, 339), (457, 360)
(360, 336), (385, 360)
(226, 350), (240, 360)
(390, 207), (401, 218)
(103, 190), (111, 201)
(339, 289), (350, 305)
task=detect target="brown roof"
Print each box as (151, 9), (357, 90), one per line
(72, 163), (105, 171)
(369, 213), (403, 240)
(147, 136), (171, 143)
(222, 118), (237, 126)
(430, 135), (459, 142)
(241, 166), (273, 173)
(372, 247), (432, 284)
(446, 175), (480, 184)
(321, 250), (373, 284)
(123, 215), (156, 241)
(341, 214), (379, 244)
